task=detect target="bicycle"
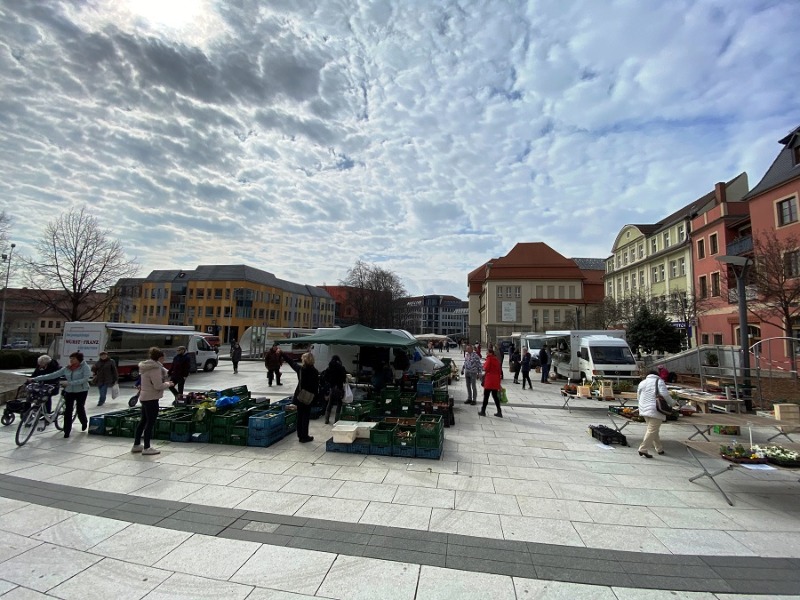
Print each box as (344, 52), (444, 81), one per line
(15, 383), (75, 447)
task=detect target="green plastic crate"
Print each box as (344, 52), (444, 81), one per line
(369, 422), (397, 446)
(417, 414), (443, 438)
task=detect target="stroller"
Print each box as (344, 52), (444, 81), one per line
(1, 383), (59, 426)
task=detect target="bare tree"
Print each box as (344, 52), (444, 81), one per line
(21, 207), (139, 322)
(744, 229), (800, 338)
(341, 260), (407, 328)
(0, 211), (10, 252)
(669, 289), (711, 349)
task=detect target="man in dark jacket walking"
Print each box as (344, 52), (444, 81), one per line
(168, 346), (191, 397)
(92, 351), (118, 406)
(539, 346), (551, 384)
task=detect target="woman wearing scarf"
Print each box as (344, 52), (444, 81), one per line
(29, 352), (92, 438)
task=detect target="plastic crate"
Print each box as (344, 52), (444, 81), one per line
(87, 415), (105, 435)
(416, 381), (434, 396)
(326, 437), (350, 453)
(347, 437), (371, 454)
(393, 444), (416, 458)
(417, 414), (443, 438)
(385, 417), (417, 427)
(433, 390), (449, 403)
(416, 431), (444, 449)
(415, 442), (444, 460)
(220, 385), (249, 398)
(274, 397), (294, 408)
(588, 424), (628, 446)
(369, 422), (397, 446)
(249, 409), (286, 434)
(369, 444), (393, 456)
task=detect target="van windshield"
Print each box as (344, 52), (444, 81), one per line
(590, 346), (635, 365)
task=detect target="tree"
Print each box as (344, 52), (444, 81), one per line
(744, 229), (800, 339)
(21, 207), (139, 322)
(0, 211), (10, 252)
(341, 260), (407, 328)
(668, 288), (711, 349)
(627, 305), (683, 354)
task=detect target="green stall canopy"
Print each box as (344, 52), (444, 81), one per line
(272, 324), (418, 349)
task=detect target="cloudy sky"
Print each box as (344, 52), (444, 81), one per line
(1, 0), (799, 299)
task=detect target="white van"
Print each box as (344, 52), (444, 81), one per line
(547, 330), (637, 382)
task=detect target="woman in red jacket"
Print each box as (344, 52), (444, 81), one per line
(479, 347), (503, 418)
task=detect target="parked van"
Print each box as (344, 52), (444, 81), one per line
(546, 330), (637, 382)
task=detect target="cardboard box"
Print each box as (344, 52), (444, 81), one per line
(775, 404), (800, 423)
(577, 385), (592, 398)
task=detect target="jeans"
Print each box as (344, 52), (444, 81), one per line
(464, 373), (478, 403)
(541, 364), (551, 383)
(134, 400), (160, 449)
(97, 384), (108, 405)
(63, 391), (88, 435)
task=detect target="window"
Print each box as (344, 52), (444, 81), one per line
(554, 310), (561, 323)
(663, 232), (670, 248)
(679, 257), (686, 275)
(713, 334), (723, 345)
(196, 288), (205, 299)
(623, 251), (628, 265)
(547, 285), (555, 298)
(543, 309), (550, 324)
(701, 334), (709, 345)
(624, 275), (629, 291)
(638, 244), (644, 259)
(659, 264), (665, 281)
(40, 320), (46, 328)
(617, 280), (622, 294)
(497, 287), (502, 298)
(506, 286), (513, 298)
(678, 224), (685, 242)
(558, 286), (565, 299)
(205, 306), (213, 317)
(639, 270), (645, 287)
(607, 282), (613, 295)
(794, 145), (800, 166)
(710, 233), (718, 255)
(536, 285), (543, 298)
(670, 260), (677, 278)
(631, 274), (636, 289)
(711, 272), (721, 297)
(698, 276), (708, 298)
(651, 238), (657, 254)
(568, 285), (576, 299)
(651, 266), (658, 283)
(777, 197), (798, 226)
(785, 250), (800, 278)
(531, 309), (539, 325)
(515, 286), (521, 298)
(697, 239), (706, 259)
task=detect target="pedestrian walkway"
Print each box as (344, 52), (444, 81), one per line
(0, 357), (798, 598)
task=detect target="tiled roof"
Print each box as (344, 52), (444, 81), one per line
(486, 243), (585, 280)
(744, 125), (800, 199)
(572, 258), (606, 271)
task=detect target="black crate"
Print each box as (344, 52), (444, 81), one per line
(588, 424), (627, 446)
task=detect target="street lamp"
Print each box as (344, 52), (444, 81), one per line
(0, 243), (15, 347)
(717, 254), (754, 411)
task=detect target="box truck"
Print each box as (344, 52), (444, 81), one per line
(546, 330), (638, 382)
(55, 322), (218, 380)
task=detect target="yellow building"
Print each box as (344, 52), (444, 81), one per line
(605, 173), (748, 347)
(109, 265), (334, 342)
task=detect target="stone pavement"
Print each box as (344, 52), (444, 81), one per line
(0, 355), (798, 599)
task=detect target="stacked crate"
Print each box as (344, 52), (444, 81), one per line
(247, 408), (286, 447)
(416, 414), (444, 459)
(369, 421), (397, 456)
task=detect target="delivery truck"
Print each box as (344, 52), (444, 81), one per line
(55, 322), (218, 380)
(546, 330), (638, 382)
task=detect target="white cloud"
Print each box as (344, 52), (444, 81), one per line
(1, 0), (799, 300)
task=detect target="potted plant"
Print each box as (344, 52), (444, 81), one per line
(705, 352), (719, 368)
(719, 443), (767, 464)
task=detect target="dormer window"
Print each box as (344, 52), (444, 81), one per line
(794, 145), (800, 167)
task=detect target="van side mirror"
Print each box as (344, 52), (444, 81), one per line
(576, 352), (580, 358)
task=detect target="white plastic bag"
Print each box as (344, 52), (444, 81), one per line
(343, 384), (354, 404)
(111, 383), (120, 399)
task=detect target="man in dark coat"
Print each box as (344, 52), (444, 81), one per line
(168, 346), (191, 397)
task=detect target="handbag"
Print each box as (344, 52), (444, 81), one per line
(111, 383), (120, 399)
(294, 369), (315, 405)
(655, 393), (672, 415)
(128, 393), (139, 407)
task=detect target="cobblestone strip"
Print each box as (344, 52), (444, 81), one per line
(1, 473), (797, 595)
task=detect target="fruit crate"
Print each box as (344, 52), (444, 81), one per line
(169, 416), (195, 443)
(284, 411), (297, 434)
(384, 417), (417, 427)
(102, 409), (139, 436)
(392, 426), (416, 458)
(417, 414), (443, 438)
(369, 444), (393, 456)
(310, 405), (325, 419)
(88, 415), (105, 435)
(249, 409), (286, 434)
(117, 415), (139, 438)
(341, 401), (374, 421)
(326, 437), (350, 453)
(247, 426), (285, 447)
(433, 390), (449, 403)
(347, 437), (371, 454)
(220, 385), (250, 399)
(416, 381), (434, 396)
(369, 422), (397, 446)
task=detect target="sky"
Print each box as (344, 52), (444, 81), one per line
(1, 0), (799, 300)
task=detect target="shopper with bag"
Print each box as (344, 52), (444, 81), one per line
(132, 347), (174, 456)
(479, 347), (503, 418)
(92, 351), (118, 407)
(636, 370), (671, 458)
(323, 355), (347, 425)
(284, 352), (318, 443)
(461, 345), (482, 405)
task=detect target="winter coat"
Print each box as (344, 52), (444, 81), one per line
(265, 348), (283, 370)
(324, 359), (347, 389)
(637, 374), (670, 421)
(170, 352), (191, 378)
(482, 354), (502, 390)
(31, 361), (92, 393)
(231, 344), (242, 361)
(92, 357), (118, 386)
(32, 360), (61, 381)
(538, 347), (549, 367)
(462, 352), (483, 376)
(284, 357), (319, 399)
(139, 359), (172, 402)
(520, 352), (532, 373)
(510, 350), (521, 372)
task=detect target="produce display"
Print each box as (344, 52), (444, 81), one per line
(719, 442), (768, 464)
(751, 445), (800, 467)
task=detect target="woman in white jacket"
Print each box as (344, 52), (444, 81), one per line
(637, 371), (670, 458)
(132, 347), (174, 456)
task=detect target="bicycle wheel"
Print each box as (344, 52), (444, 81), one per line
(16, 407), (41, 447)
(53, 397), (75, 431)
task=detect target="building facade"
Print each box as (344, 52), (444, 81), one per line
(108, 265), (335, 342)
(467, 243), (605, 345)
(605, 173), (748, 347)
(402, 295), (468, 338)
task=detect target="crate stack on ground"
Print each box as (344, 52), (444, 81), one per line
(326, 414), (444, 460)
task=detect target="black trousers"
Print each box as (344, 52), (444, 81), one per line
(481, 389), (502, 414)
(169, 376), (186, 397)
(521, 371), (532, 388)
(267, 369), (282, 385)
(63, 391), (88, 435)
(294, 400), (311, 440)
(134, 400), (160, 448)
(325, 387), (344, 423)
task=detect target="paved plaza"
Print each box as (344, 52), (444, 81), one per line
(0, 354), (798, 599)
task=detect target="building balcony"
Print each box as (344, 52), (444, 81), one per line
(726, 236), (753, 256)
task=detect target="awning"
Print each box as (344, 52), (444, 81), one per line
(272, 324), (418, 349)
(105, 326), (194, 337)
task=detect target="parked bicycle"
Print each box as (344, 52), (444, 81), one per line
(15, 383), (74, 447)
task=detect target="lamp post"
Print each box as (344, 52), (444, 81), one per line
(0, 243), (15, 347)
(717, 255), (754, 411)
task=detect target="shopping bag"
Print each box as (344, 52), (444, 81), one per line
(343, 384), (354, 404)
(500, 387), (508, 404)
(111, 383), (120, 399)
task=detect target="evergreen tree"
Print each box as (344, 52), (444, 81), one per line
(627, 305), (682, 354)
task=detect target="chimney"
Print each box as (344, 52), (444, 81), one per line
(714, 182), (726, 205)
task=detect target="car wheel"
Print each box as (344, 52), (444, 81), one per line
(203, 360), (216, 372)
(128, 368), (139, 381)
